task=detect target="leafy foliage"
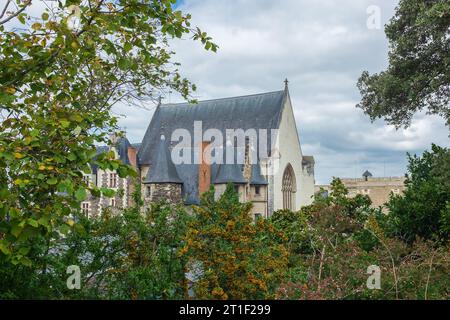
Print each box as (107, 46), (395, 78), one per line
(182, 184), (289, 300)
(0, 0), (216, 264)
(276, 177), (449, 300)
(357, 0), (450, 127)
(0, 199), (191, 299)
(386, 144), (450, 243)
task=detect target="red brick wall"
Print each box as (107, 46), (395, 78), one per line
(127, 146), (137, 168)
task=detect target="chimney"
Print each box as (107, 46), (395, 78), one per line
(127, 145), (137, 168)
(198, 141), (211, 195)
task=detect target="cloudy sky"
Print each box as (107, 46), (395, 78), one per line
(114, 0), (449, 184)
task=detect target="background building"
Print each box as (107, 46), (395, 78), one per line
(315, 171), (406, 210)
(83, 83), (316, 219)
(138, 83), (315, 218)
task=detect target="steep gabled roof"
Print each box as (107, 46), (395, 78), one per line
(138, 90), (286, 166)
(138, 89), (288, 204)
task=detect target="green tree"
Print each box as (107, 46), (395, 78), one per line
(182, 185), (289, 300)
(0, 0), (216, 265)
(357, 0), (449, 127)
(276, 179), (449, 300)
(270, 209), (310, 256)
(386, 144), (450, 243)
(0, 199), (191, 300)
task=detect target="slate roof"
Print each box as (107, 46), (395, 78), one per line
(92, 137), (137, 174)
(131, 143), (142, 152)
(116, 137), (133, 165)
(214, 164), (247, 184)
(138, 89), (288, 204)
(144, 135), (182, 184)
(250, 164), (268, 185)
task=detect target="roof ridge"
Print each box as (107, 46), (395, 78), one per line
(161, 90), (284, 107)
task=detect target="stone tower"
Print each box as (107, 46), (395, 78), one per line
(143, 135), (183, 205)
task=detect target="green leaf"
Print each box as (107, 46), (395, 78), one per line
(19, 256), (32, 267)
(47, 178), (58, 185)
(31, 22), (42, 30)
(73, 126), (82, 136)
(124, 42), (132, 52)
(38, 216), (49, 228)
(11, 225), (22, 238)
(18, 247), (31, 256)
(90, 188), (101, 197)
(18, 14), (26, 25)
(60, 119), (70, 128)
(75, 187), (87, 201)
(0, 240), (11, 255)
(67, 153), (77, 161)
(100, 188), (115, 198)
(28, 219), (39, 228)
(59, 224), (70, 235)
(118, 58), (129, 70)
(70, 114), (83, 123)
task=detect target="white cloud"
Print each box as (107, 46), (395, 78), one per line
(114, 0), (449, 184)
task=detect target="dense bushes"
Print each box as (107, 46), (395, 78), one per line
(1, 146), (448, 300)
(386, 144), (450, 243)
(182, 186), (288, 300)
(271, 145), (449, 299)
(0, 200), (190, 299)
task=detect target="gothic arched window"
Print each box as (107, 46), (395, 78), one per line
(282, 164), (296, 210)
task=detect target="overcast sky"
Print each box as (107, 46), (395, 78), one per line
(114, 0), (449, 184)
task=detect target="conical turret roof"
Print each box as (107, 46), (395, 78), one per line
(145, 135), (182, 184)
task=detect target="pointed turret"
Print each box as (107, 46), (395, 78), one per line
(362, 170), (373, 182)
(214, 139), (246, 185)
(214, 163), (247, 184)
(145, 135), (182, 184)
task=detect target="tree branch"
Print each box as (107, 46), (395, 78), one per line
(0, 0), (31, 26)
(0, 0), (11, 20)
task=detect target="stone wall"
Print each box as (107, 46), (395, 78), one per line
(83, 169), (129, 217)
(273, 96), (315, 211)
(149, 183), (182, 204)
